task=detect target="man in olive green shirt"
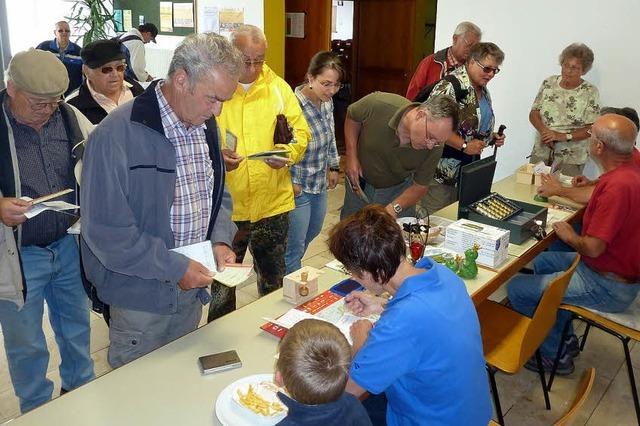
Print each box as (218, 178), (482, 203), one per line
(342, 92), (459, 219)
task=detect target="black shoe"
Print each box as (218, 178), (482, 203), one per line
(564, 334), (580, 358)
(524, 353), (575, 376)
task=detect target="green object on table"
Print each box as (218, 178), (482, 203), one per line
(444, 256), (459, 273)
(534, 194), (548, 202)
(457, 245), (479, 279)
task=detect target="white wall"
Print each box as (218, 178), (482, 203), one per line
(6, 0), (76, 54)
(435, 0), (640, 181)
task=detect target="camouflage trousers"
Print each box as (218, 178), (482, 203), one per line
(208, 212), (289, 322)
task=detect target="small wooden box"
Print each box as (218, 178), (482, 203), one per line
(516, 164), (535, 185)
(283, 266), (320, 305)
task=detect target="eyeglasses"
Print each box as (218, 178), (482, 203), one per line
(462, 37), (475, 48)
(561, 62), (583, 72)
(100, 64), (127, 74)
(474, 58), (500, 75)
(319, 80), (344, 89)
(423, 119), (445, 147)
(56, 29), (71, 33)
(243, 59), (265, 68)
(25, 95), (63, 111)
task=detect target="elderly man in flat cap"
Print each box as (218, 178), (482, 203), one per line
(0, 48), (94, 413)
(67, 39), (144, 124)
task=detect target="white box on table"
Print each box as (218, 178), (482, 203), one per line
(444, 219), (510, 269)
(283, 266), (321, 305)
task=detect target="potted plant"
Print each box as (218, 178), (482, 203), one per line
(66, 0), (117, 45)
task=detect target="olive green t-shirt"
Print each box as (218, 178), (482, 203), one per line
(348, 92), (443, 188)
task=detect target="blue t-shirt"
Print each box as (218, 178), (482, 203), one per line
(478, 94), (493, 136)
(349, 257), (492, 426)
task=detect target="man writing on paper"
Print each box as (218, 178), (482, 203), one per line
(208, 25), (310, 321)
(0, 49), (94, 413)
(80, 34), (243, 367)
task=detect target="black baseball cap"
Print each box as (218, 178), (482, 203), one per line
(138, 23), (158, 43)
(80, 39), (125, 68)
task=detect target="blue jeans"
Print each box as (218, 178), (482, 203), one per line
(508, 252), (640, 358)
(0, 235), (94, 413)
(285, 190), (328, 274)
(341, 177), (416, 220)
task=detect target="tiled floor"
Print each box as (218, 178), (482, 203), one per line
(0, 183), (638, 425)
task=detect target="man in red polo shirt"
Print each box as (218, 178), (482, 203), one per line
(405, 21), (481, 101)
(508, 113), (640, 374)
(537, 106), (639, 204)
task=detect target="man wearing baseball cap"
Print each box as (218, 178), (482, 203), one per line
(67, 39), (144, 124)
(0, 48), (94, 413)
(116, 23), (158, 82)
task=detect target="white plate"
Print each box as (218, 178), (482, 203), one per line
(215, 374), (287, 426)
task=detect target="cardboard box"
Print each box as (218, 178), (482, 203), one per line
(444, 219), (510, 268)
(283, 266), (321, 305)
(516, 164), (535, 185)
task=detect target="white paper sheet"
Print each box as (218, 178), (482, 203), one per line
(170, 242), (253, 287)
(21, 197), (79, 219)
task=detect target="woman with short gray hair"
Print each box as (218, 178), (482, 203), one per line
(528, 43), (600, 176)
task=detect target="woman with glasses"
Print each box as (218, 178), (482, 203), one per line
(67, 39), (144, 124)
(420, 42), (506, 213)
(284, 51), (344, 274)
(529, 43), (600, 176)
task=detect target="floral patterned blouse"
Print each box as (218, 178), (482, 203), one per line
(530, 75), (600, 165)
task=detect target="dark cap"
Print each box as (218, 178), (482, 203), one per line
(138, 23), (158, 43)
(81, 39), (125, 68)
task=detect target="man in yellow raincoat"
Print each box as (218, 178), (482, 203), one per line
(209, 25), (310, 321)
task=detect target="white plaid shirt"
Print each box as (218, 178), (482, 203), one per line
(289, 85), (340, 194)
(155, 82), (214, 247)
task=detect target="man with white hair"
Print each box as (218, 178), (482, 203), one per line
(406, 21), (481, 101)
(208, 25), (310, 321)
(0, 48), (94, 412)
(80, 33), (243, 367)
(36, 21), (83, 96)
(508, 113), (640, 375)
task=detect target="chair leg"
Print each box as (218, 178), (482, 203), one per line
(535, 350), (551, 410)
(579, 322), (591, 351)
(487, 366), (505, 425)
(548, 316), (573, 391)
(622, 337), (640, 425)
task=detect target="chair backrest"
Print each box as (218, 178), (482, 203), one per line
(520, 255), (581, 364)
(554, 367), (596, 426)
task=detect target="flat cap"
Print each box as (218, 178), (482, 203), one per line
(7, 48), (69, 97)
(81, 39), (125, 68)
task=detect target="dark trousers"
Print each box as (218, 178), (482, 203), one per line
(208, 212), (289, 321)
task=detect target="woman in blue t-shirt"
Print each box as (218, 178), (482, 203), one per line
(328, 205), (492, 425)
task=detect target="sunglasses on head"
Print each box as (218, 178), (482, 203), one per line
(99, 64), (127, 74)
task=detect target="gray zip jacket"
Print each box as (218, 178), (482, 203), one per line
(80, 81), (236, 314)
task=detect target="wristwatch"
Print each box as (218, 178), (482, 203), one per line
(461, 142), (468, 152)
(392, 203), (403, 214)
(565, 132), (573, 141)
(329, 167), (340, 172)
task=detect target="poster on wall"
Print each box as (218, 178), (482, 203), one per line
(201, 6), (220, 33)
(160, 2), (173, 32)
(173, 3), (194, 28)
(285, 12), (305, 38)
(123, 10), (133, 30)
(219, 8), (244, 33)
(113, 9), (124, 32)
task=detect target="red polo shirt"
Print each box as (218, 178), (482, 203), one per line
(582, 162), (640, 281)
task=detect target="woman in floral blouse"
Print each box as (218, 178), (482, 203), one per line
(529, 43), (600, 176)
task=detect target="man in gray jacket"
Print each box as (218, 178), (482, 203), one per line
(0, 49), (94, 412)
(80, 33), (244, 367)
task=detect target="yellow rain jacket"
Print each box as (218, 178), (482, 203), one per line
(218, 65), (310, 223)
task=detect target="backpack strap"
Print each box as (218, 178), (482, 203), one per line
(441, 74), (468, 104)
